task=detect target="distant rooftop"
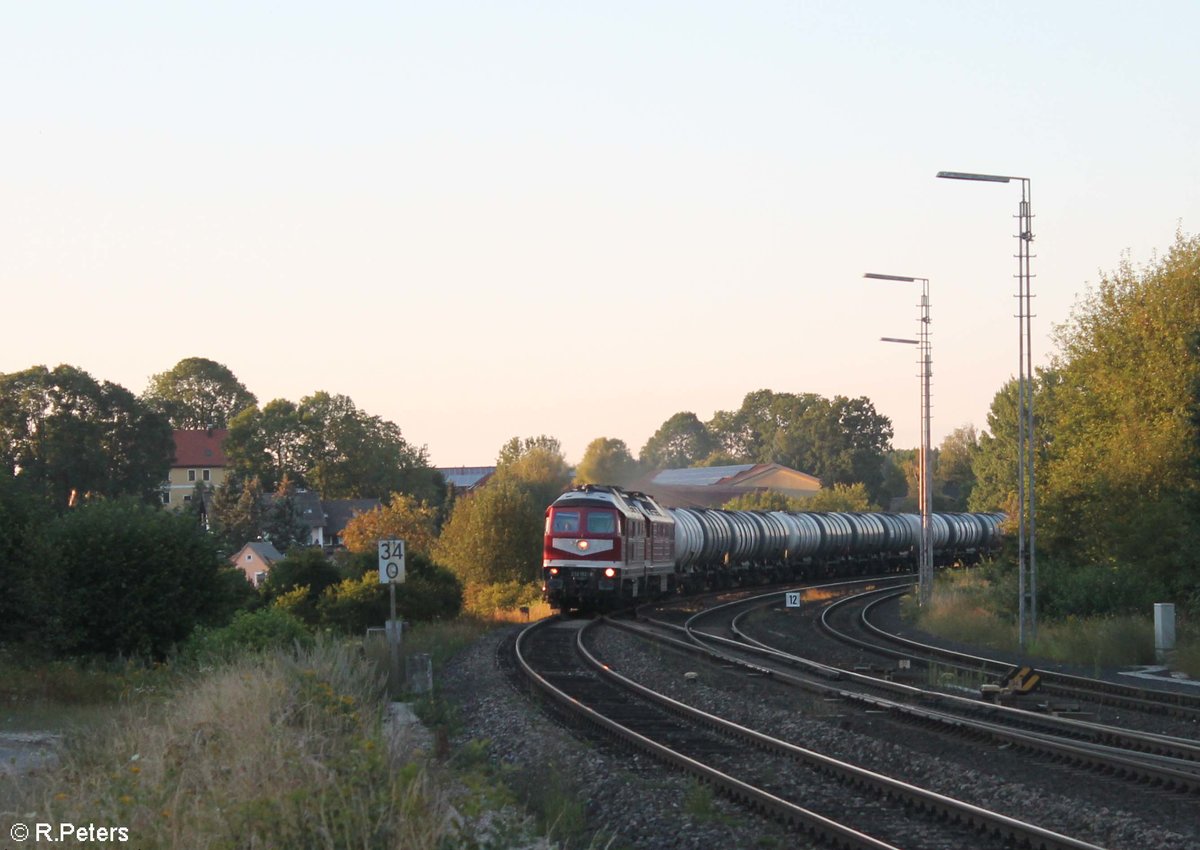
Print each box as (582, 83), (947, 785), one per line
(650, 464), (757, 487)
(437, 466), (496, 490)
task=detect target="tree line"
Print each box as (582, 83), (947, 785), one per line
(3, 228), (1196, 654)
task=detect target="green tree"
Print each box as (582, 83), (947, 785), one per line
(433, 477), (542, 589)
(0, 364), (173, 510)
(34, 498), (227, 657)
(261, 547), (342, 625)
(1039, 231), (1200, 597)
(574, 437), (640, 486)
(968, 381), (1020, 514)
(224, 392), (442, 504)
(225, 399), (306, 491)
(640, 412), (715, 469)
(207, 475), (266, 555)
(494, 434), (572, 510)
(142, 357), (257, 429)
(720, 491), (808, 512)
(805, 482), (875, 512)
(261, 475), (310, 552)
(318, 551), (462, 631)
(935, 425), (979, 510)
(703, 389), (894, 503)
(0, 471), (52, 644)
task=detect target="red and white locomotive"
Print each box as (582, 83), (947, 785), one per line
(542, 485), (678, 610)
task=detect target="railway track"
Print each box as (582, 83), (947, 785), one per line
(822, 586), (1200, 723)
(659, 585), (1200, 794)
(515, 612), (1107, 850)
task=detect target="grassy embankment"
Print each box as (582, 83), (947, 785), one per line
(907, 569), (1200, 677)
(0, 605), (559, 850)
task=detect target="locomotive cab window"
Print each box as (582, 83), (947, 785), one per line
(586, 511), (616, 534)
(552, 511), (581, 533)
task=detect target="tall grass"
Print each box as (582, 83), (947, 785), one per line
(910, 570), (1198, 675)
(2, 642), (453, 850)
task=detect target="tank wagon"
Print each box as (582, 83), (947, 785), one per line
(542, 485), (1004, 611)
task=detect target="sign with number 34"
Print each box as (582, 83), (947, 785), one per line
(378, 539), (406, 584)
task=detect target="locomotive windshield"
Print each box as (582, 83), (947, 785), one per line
(586, 511), (616, 533)
(552, 511), (580, 533)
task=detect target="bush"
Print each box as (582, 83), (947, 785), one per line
(1035, 558), (1169, 619)
(319, 552), (463, 634)
(32, 498), (227, 658)
(465, 580), (542, 616)
(178, 608), (313, 666)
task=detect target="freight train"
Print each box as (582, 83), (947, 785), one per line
(542, 485), (1004, 611)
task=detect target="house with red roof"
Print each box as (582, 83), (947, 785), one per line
(163, 428), (229, 509)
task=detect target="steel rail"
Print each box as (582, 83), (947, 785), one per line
(829, 586), (1200, 722)
(642, 591), (1200, 791)
(514, 616), (901, 850)
(570, 617), (1105, 850)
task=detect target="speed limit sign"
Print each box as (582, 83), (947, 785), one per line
(378, 539), (406, 584)
(784, 591), (801, 608)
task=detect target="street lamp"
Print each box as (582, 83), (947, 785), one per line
(936, 170), (1037, 647)
(864, 272), (933, 607)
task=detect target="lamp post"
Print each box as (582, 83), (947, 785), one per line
(865, 272), (932, 607)
(936, 170), (1036, 647)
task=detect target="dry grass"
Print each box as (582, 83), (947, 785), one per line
(2, 643), (452, 850)
(911, 570), (1198, 675)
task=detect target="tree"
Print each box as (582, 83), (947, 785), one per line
(207, 475), (266, 555)
(261, 475), (310, 552)
(225, 400), (306, 491)
(702, 390), (895, 503)
(805, 482), (874, 512)
(935, 425), (979, 510)
(433, 477), (542, 589)
(0, 471), (52, 644)
(34, 498), (228, 657)
(968, 381), (1019, 513)
(720, 491), (807, 512)
(574, 437), (640, 487)
(708, 389), (820, 461)
(0, 364), (173, 510)
(640, 412), (715, 469)
(495, 434), (573, 509)
(770, 395), (893, 501)
(340, 493), (440, 558)
(1037, 231), (1200, 598)
(224, 391), (443, 504)
(142, 357), (257, 429)
(317, 551), (462, 631)
(261, 547), (342, 625)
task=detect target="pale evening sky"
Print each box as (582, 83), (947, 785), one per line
(4, 2), (1198, 467)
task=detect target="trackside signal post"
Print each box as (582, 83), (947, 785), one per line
(379, 539), (406, 693)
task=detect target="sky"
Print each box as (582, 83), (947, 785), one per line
(4, 2), (1199, 468)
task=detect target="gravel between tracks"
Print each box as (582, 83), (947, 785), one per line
(439, 624), (808, 850)
(439, 619), (1200, 850)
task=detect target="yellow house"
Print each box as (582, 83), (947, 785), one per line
(163, 429), (229, 508)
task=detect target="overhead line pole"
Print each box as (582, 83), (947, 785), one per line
(866, 273), (933, 607)
(937, 171), (1036, 646)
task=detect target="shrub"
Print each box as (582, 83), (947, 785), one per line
(33, 498), (226, 658)
(178, 607), (313, 666)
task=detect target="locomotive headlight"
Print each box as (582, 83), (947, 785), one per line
(548, 567), (559, 575)
(604, 567), (617, 578)
(576, 540), (589, 551)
